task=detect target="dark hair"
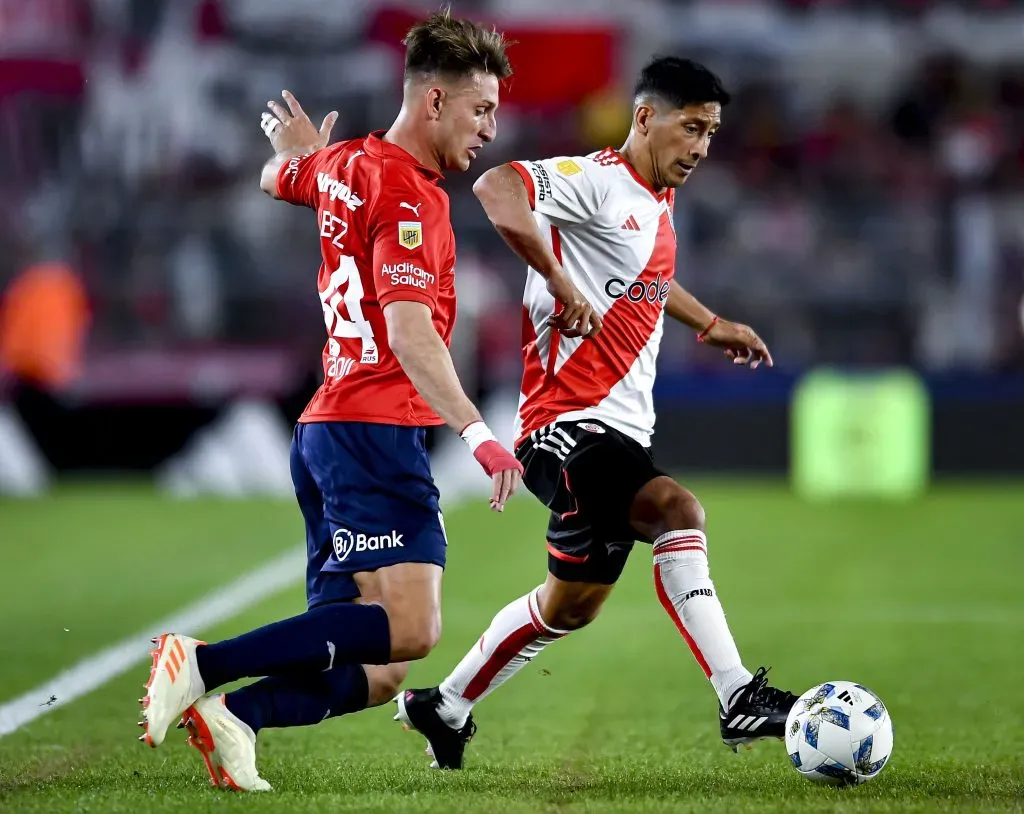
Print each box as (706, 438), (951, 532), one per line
(403, 8), (512, 81)
(634, 56), (730, 109)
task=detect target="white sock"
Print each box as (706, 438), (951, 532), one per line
(437, 586), (568, 728)
(652, 530), (753, 710)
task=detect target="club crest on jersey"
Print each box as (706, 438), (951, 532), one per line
(398, 221), (422, 250)
(578, 422), (605, 434)
(556, 159), (582, 176)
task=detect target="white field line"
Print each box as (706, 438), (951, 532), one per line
(0, 549), (304, 738)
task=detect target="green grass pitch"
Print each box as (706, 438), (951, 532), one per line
(1, 481), (1022, 812)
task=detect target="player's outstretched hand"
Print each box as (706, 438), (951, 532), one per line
(473, 441), (523, 513)
(702, 318), (774, 370)
(260, 90), (338, 155)
(545, 269), (602, 339)
(461, 422), (523, 512)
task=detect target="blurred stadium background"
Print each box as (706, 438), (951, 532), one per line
(0, 1), (1023, 810)
(1, 0), (1023, 490)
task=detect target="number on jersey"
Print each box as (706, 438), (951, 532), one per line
(320, 256), (378, 364)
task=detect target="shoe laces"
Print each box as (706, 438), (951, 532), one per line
(744, 666), (798, 708)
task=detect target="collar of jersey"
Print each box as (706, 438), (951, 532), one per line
(607, 148), (669, 203)
(363, 131), (443, 183)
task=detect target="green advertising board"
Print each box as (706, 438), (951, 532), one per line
(791, 369), (930, 499)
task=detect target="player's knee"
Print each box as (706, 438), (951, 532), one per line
(389, 615), (441, 661)
(632, 477), (705, 539)
(661, 486), (705, 532)
(545, 599), (602, 631)
(538, 583), (607, 631)
(394, 631), (439, 661)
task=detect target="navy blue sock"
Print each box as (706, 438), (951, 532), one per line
(223, 664), (369, 733)
(195, 603), (389, 691)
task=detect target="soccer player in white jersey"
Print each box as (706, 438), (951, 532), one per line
(393, 56), (797, 769)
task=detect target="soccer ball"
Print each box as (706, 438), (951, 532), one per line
(785, 681), (893, 786)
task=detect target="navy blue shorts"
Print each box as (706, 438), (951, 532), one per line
(291, 421), (448, 608)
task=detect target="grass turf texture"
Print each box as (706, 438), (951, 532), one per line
(1, 482), (1022, 812)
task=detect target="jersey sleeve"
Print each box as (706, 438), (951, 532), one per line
(275, 150), (325, 208)
(509, 156), (606, 225)
(371, 178), (446, 311)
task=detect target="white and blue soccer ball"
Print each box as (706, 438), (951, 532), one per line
(784, 680), (893, 786)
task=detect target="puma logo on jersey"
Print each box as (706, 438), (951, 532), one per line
(399, 201), (422, 216)
(316, 172), (364, 211)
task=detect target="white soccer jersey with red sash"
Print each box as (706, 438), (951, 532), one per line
(510, 148), (676, 448)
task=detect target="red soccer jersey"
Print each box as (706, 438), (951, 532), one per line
(277, 131), (456, 426)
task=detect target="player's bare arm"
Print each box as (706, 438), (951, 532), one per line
(666, 280), (773, 369)
(259, 91), (339, 199)
(383, 301), (521, 511)
(473, 165), (602, 339)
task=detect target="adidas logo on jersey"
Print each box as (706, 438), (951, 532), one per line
(333, 528), (404, 562)
(317, 172), (364, 211)
(605, 272), (671, 305)
(621, 215), (640, 231)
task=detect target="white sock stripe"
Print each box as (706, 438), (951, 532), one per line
(653, 543), (706, 553)
(654, 541), (707, 554)
(654, 529), (706, 540)
(653, 530), (708, 564)
(653, 548), (708, 565)
(528, 588), (570, 637)
(654, 536), (706, 547)
(653, 530), (707, 549)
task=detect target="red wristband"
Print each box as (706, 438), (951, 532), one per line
(697, 315), (719, 343)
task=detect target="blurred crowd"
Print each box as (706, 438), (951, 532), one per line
(0, 0), (1022, 398)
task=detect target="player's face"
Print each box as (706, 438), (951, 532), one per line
(647, 101), (721, 188)
(434, 71), (499, 172)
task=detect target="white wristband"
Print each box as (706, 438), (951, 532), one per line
(460, 421), (497, 453)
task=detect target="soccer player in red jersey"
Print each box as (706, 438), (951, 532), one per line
(137, 12), (554, 791)
(395, 57), (797, 768)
